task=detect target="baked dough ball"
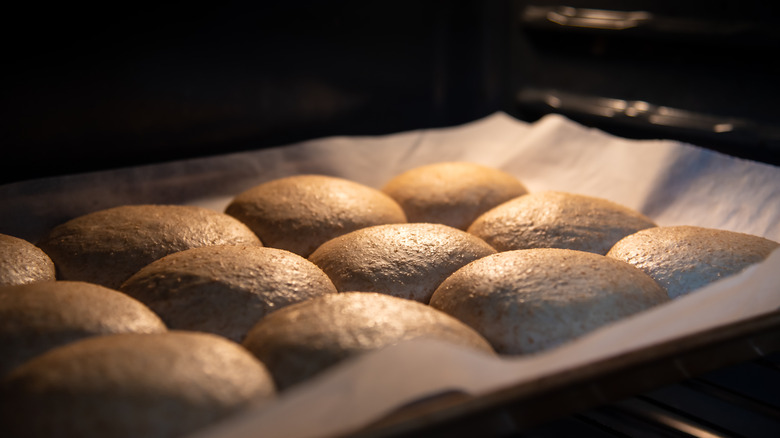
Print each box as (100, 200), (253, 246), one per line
(381, 162), (528, 230)
(0, 281), (166, 378)
(468, 191), (657, 255)
(0, 233), (56, 286)
(308, 223), (496, 303)
(607, 226), (779, 298)
(0, 331), (275, 438)
(120, 245), (337, 342)
(225, 175), (406, 257)
(429, 249), (669, 355)
(37, 205), (262, 289)
(242, 292), (494, 390)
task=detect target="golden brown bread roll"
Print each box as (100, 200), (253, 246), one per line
(0, 233), (56, 286)
(242, 292), (495, 390)
(0, 280), (166, 378)
(120, 245), (338, 342)
(0, 331), (275, 438)
(37, 204), (262, 289)
(381, 162), (528, 230)
(429, 249), (669, 355)
(225, 175), (407, 257)
(467, 191), (657, 255)
(308, 223), (496, 303)
(607, 225), (779, 298)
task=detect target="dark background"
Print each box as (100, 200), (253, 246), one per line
(2, 1), (778, 184)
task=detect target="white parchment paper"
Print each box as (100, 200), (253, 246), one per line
(1, 112), (778, 438)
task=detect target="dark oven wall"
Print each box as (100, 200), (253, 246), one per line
(1, 1), (510, 184)
(2, 1), (778, 184)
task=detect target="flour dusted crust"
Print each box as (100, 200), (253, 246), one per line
(0, 281), (166, 378)
(0, 233), (56, 286)
(381, 162), (528, 230)
(308, 223), (496, 303)
(467, 191), (657, 255)
(120, 245), (337, 342)
(607, 226), (779, 298)
(242, 292), (495, 390)
(225, 175), (407, 257)
(37, 205), (262, 289)
(0, 331), (275, 438)
(429, 248), (669, 355)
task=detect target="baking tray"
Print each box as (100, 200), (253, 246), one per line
(2, 112), (779, 438)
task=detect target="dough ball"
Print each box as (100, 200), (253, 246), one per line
(468, 191), (656, 255)
(0, 233), (56, 286)
(242, 292), (494, 390)
(0, 280), (166, 378)
(37, 205), (262, 289)
(0, 331), (275, 438)
(429, 248), (669, 355)
(607, 225), (779, 298)
(120, 245), (337, 342)
(308, 223), (496, 303)
(225, 175), (406, 257)
(382, 162), (528, 230)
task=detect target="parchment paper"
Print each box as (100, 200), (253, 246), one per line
(1, 112), (778, 438)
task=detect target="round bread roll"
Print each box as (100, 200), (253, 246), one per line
(37, 204), (262, 289)
(0, 281), (166, 378)
(0, 331), (275, 438)
(225, 175), (407, 257)
(381, 162), (528, 230)
(429, 248), (669, 355)
(120, 245), (338, 342)
(467, 191), (657, 255)
(242, 292), (495, 390)
(0, 233), (56, 286)
(308, 223), (496, 303)
(607, 225), (779, 298)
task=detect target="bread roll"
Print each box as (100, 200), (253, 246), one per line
(225, 175), (406, 257)
(120, 245), (337, 342)
(242, 292), (494, 390)
(37, 204), (262, 289)
(0, 280), (166, 377)
(607, 225), (779, 298)
(381, 162), (528, 230)
(429, 249), (669, 355)
(308, 223), (496, 303)
(468, 191), (656, 255)
(0, 233), (56, 286)
(0, 331), (275, 438)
